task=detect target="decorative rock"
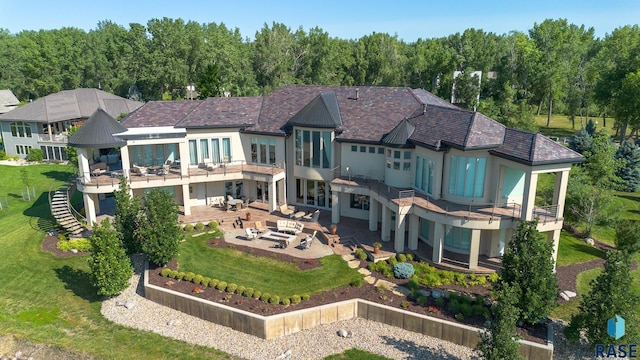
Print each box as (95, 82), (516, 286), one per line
(357, 268), (371, 276)
(347, 260), (360, 269)
(115, 301), (124, 306)
(431, 290), (441, 299)
(167, 319), (175, 326)
(363, 276), (376, 284)
(337, 329), (354, 338)
(561, 290), (577, 298)
(124, 301), (135, 309)
(275, 349), (292, 359)
(71, 249), (78, 253)
(559, 292), (570, 301)
(418, 289), (431, 297)
(585, 238), (595, 246)
(392, 285), (411, 297)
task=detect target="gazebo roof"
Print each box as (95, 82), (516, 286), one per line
(68, 108), (127, 148)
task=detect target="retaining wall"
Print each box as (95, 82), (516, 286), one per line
(144, 269), (553, 359)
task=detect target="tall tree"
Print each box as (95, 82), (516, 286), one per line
(113, 179), (143, 255)
(615, 219), (640, 255)
(565, 167), (617, 237)
(140, 189), (182, 266)
(583, 129), (623, 189)
(253, 22), (299, 92)
(615, 140), (640, 192)
(476, 283), (524, 360)
(497, 219), (557, 325)
(87, 218), (133, 297)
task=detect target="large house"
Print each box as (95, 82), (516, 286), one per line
(0, 88), (142, 160)
(70, 85), (583, 270)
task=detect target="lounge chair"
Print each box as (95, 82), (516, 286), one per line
(245, 228), (257, 240)
(280, 204), (295, 217)
(303, 210), (320, 222)
(254, 221), (268, 234)
(300, 230), (317, 250)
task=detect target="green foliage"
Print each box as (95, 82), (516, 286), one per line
(201, 277), (211, 287)
(291, 295), (301, 304)
(226, 283), (238, 294)
(56, 238), (91, 252)
(387, 256), (398, 266)
(583, 130), (624, 189)
(260, 292), (271, 302)
(216, 281), (227, 291)
(252, 290), (262, 299)
(396, 253), (407, 262)
(140, 189), (182, 266)
(209, 279), (219, 288)
(243, 288), (254, 297)
(160, 268), (172, 277)
(406, 278), (420, 292)
(354, 247), (367, 260)
(268, 295), (280, 305)
(193, 274), (203, 285)
(569, 128), (593, 154)
(565, 167), (618, 237)
(184, 272), (195, 282)
(498, 219), (558, 325)
(281, 297), (290, 306)
(476, 283), (524, 360)
(615, 140), (640, 192)
(615, 219), (640, 255)
(194, 222), (205, 231)
(87, 219), (133, 296)
(207, 221), (218, 229)
(393, 262), (414, 279)
(350, 277), (363, 288)
(435, 297), (445, 308)
(302, 294), (310, 301)
(236, 285), (246, 295)
(183, 224), (194, 232)
(27, 148), (43, 162)
(177, 272), (186, 281)
(0, 150), (6, 160)
(113, 179), (143, 255)
(405, 253), (414, 262)
(169, 270), (180, 279)
(569, 250), (639, 347)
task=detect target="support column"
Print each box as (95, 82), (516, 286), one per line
(78, 148), (90, 183)
(83, 193), (96, 226)
(93, 194), (101, 214)
(394, 211), (406, 253)
(47, 123), (53, 142)
(369, 198), (379, 231)
(178, 141), (189, 176)
(432, 222), (444, 263)
(277, 178), (286, 205)
(468, 229), (481, 270)
(182, 184), (191, 216)
(269, 180), (277, 212)
(381, 205), (391, 242)
(331, 191), (340, 224)
(408, 213), (419, 250)
(120, 146), (130, 179)
(521, 172), (539, 221)
(553, 170), (570, 219)
(548, 229), (561, 272)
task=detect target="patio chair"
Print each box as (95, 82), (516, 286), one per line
(301, 230), (316, 250)
(279, 204), (295, 217)
(245, 228), (257, 240)
(303, 210), (320, 222)
(254, 221), (268, 233)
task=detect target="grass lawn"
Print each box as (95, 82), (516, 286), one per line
(323, 349), (391, 360)
(550, 267), (601, 320)
(534, 114), (616, 138)
(178, 237), (362, 298)
(556, 232), (604, 267)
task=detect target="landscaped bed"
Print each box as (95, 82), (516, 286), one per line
(147, 234), (549, 344)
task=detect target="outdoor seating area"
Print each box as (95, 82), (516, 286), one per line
(276, 220), (304, 234)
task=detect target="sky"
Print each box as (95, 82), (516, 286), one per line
(1, 0), (639, 41)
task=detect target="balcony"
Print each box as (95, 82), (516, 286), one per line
(36, 133), (68, 143)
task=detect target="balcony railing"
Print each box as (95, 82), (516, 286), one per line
(36, 133), (68, 143)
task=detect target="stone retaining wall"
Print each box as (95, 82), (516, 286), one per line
(144, 269), (553, 359)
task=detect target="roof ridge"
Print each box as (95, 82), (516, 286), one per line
(530, 133), (539, 161)
(175, 100), (205, 126)
(462, 112), (477, 147)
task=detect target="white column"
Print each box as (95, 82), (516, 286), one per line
(178, 141), (189, 176)
(78, 148), (90, 183)
(468, 229), (481, 270)
(432, 222), (444, 263)
(330, 191), (340, 224)
(182, 184), (191, 216)
(277, 179), (286, 205)
(408, 213), (419, 250)
(521, 172), (538, 221)
(394, 211), (406, 253)
(83, 192), (97, 226)
(48, 123), (53, 141)
(381, 206), (391, 242)
(553, 170), (570, 219)
(269, 180), (277, 212)
(548, 229), (561, 271)
(93, 193), (101, 214)
(369, 198), (379, 231)
(120, 145), (130, 179)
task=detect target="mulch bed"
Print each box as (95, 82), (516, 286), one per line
(41, 235), (90, 258)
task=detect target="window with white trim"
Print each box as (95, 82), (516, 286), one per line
(448, 155), (486, 198)
(294, 129), (331, 169)
(10, 122), (32, 138)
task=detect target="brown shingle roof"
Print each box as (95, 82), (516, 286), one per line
(490, 128), (584, 165)
(121, 100), (202, 127)
(176, 97), (262, 128)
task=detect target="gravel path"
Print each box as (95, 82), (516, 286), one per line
(102, 255), (592, 360)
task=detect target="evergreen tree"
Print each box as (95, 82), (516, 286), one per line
(113, 178), (143, 255)
(476, 283), (524, 360)
(87, 218), (133, 296)
(585, 119), (597, 136)
(498, 219), (558, 325)
(568, 127), (593, 154)
(567, 250), (639, 347)
(615, 140), (640, 192)
(140, 189), (182, 266)
(584, 129), (624, 189)
(615, 219), (640, 255)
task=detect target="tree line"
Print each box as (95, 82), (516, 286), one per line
(1, 18), (639, 137)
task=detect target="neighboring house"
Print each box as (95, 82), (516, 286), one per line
(0, 90), (20, 114)
(70, 85), (584, 270)
(0, 88), (143, 160)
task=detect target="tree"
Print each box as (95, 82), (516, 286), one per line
(87, 218), (133, 296)
(567, 250), (639, 347)
(64, 125), (80, 166)
(615, 140), (640, 192)
(196, 63), (221, 98)
(568, 127), (593, 154)
(140, 189), (182, 266)
(583, 129), (623, 189)
(565, 167), (617, 237)
(476, 283), (524, 360)
(497, 219), (557, 324)
(614, 220), (640, 255)
(113, 178), (143, 255)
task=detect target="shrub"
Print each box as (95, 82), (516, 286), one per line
(253, 290), (262, 299)
(201, 277), (211, 287)
(281, 297), (291, 306)
(435, 297), (444, 307)
(459, 302), (472, 316)
(454, 272), (467, 286)
(57, 233), (67, 241)
(405, 253), (414, 262)
(367, 263), (376, 271)
(488, 273), (500, 283)
(209, 279), (219, 288)
(302, 294), (310, 301)
(449, 299), (460, 314)
(393, 262), (415, 279)
(184, 272), (195, 282)
(177, 272), (186, 281)
(269, 295), (280, 305)
(160, 268), (172, 277)
(236, 285), (246, 295)
(216, 281), (227, 291)
(260, 292), (271, 302)
(183, 223), (194, 232)
(193, 275), (204, 285)
(417, 295), (428, 306)
(291, 295), (301, 304)
(243, 288), (254, 298)
(27, 148), (44, 162)
(208, 221), (219, 229)
(400, 300), (409, 309)
(397, 253), (407, 262)
(355, 248), (367, 260)
(56, 238), (91, 252)
(471, 304), (488, 317)
(407, 278), (420, 292)
(388, 256), (398, 266)
(195, 222), (205, 231)
(475, 295), (486, 305)
(0, 150), (5, 160)
(350, 277), (363, 288)
(226, 283), (238, 294)
(169, 270), (180, 279)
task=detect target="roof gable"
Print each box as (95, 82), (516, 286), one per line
(489, 128), (584, 165)
(286, 91), (342, 128)
(68, 108), (128, 148)
(382, 118), (416, 146)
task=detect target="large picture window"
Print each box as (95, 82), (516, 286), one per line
(294, 129), (332, 168)
(10, 122), (32, 138)
(187, 137), (231, 166)
(295, 178), (330, 207)
(414, 156), (435, 195)
(444, 226), (471, 251)
(448, 155), (486, 198)
(251, 137), (276, 164)
(131, 143), (179, 167)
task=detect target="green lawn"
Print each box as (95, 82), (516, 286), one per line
(556, 232), (604, 267)
(323, 349), (391, 360)
(178, 237), (362, 298)
(551, 267), (601, 320)
(535, 114), (616, 138)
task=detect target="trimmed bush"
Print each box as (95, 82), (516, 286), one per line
(56, 238), (92, 252)
(388, 256), (398, 266)
(226, 283), (238, 294)
(407, 278), (420, 292)
(435, 297), (444, 307)
(354, 248), (367, 260)
(160, 268), (172, 277)
(417, 295), (428, 306)
(216, 281), (227, 291)
(193, 275), (204, 285)
(184, 272), (196, 282)
(393, 262), (415, 279)
(397, 253), (407, 262)
(350, 277), (363, 288)
(208, 221), (219, 229)
(195, 222), (205, 231)
(169, 270), (179, 279)
(27, 148), (44, 162)
(236, 285), (246, 295)
(252, 290), (262, 299)
(243, 288), (254, 298)
(449, 299), (460, 314)
(268, 295), (280, 305)
(471, 304), (487, 316)
(301, 294), (310, 301)
(260, 292), (271, 302)
(183, 224), (194, 232)
(406, 253), (414, 261)
(177, 272), (186, 281)
(281, 297), (291, 306)
(459, 302), (472, 316)
(201, 277), (211, 287)
(209, 279), (219, 288)
(291, 295), (301, 304)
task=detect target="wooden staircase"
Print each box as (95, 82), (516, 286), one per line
(49, 183), (85, 236)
